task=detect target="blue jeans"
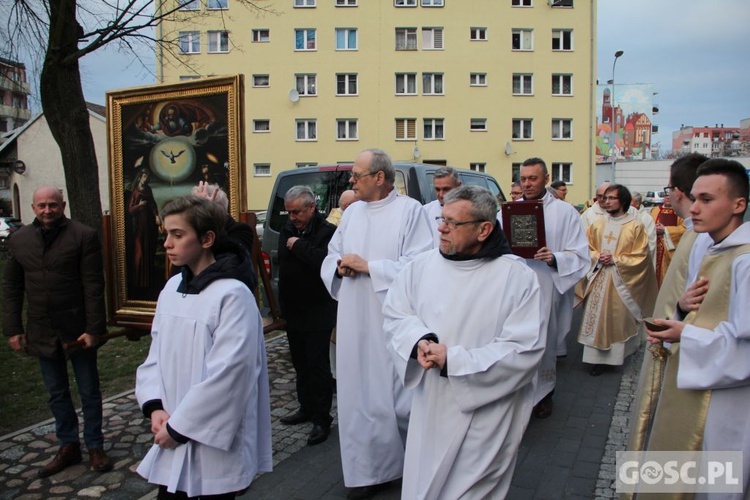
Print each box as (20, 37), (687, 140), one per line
(38, 349), (104, 449)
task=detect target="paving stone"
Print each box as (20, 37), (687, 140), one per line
(78, 485), (107, 497)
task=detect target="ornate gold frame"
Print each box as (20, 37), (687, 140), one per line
(105, 75), (245, 329)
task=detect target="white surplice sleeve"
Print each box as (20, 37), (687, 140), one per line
(678, 255), (750, 390)
(321, 220), (345, 300)
(550, 204), (590, 294)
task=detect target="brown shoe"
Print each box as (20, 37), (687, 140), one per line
(88, 447), (113, 473)
(38, 442), (82, 478)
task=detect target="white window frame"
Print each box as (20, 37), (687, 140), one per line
(336, 119), (359, 141)
(294, 0), (316, 7)
(552, 162), (572, 183)
(470, 27), (487, 41)
(422, 0), (444, 5)
(207, 0), (228, 10)
(470, 163), (486, 173)
(254, 163), (271, 177)
(422, 27), (444, 50)
(207, 31), (229, 53)
(295, 28), (316, 51)
(512, 118), (533, 140)
(336, 73), (358, 96)
(470, 73), (487, 87)
(512, 73), (533, 95)
(179, 31), (201, 54)
(336, 0), (357, 5)
(395, 73), (417, 95)
(253, 74), (270, 87)
(422, 72), (444, 95)
(395, 0), (417, 6)
(295, 73), (317, 96)
(253, 119), (271, 133)
(552, 118), (573, 140)
(512, 0), (532, 6)
(512, 28), (533, 51)
(296, 162), (318, 169)
(423, 118), (445, 140)
(396, 28), (418, 51)
(296, 119), (317, 141)
(552, 29), (573, 51)
(395, 118), (417, 140)
(552, 74), (573, 96)
(335, 28), (358, 50)
(252, 29), (270, 43)
(179, 0), (200, 11)
(470, 118), (487, 132)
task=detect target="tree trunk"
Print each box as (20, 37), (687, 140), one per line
(40, 0), (103, 237)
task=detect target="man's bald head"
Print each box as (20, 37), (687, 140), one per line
(32, 186), (66, 229)
(596, 182), (611, 208)
(339, 190), (356, 211)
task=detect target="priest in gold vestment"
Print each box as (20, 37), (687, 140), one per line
(650, 201), (686, 287)
(578, 184), (657, 376)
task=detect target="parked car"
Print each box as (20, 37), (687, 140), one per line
(260, 163), (506, 297)
(644, 190), (665, 207)
(0, 217), (23, 239)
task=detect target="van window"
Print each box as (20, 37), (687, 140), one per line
(394, 171), (407, 196)
(268, 172), (334, 232)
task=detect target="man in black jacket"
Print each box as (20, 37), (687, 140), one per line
(3, 186), (112, 477)
(278, 186), (338, 445)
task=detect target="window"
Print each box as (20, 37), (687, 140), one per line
(253, 74), (270, 87)
(550, 0), (573, 7)
(253, 119), (270, 132)
(396, 119), (417, 140)
(296, 119), (317, 141)
(422, 0), (444, 5)
(336, 0), (357, 5)
(294, 0), (315, 6)
(179, 0), (199, 10)
(470, 163), (486, 173)
(337, 119), (358, 140)
(296, 162), (318, 169)
(552, 119), (572, 140)
(552, 29), (573, 51)
(422, 28), (444, 50)
(512, 118), (533, 140)
(422, 73), (444, 95)
(470, 73), (487, 86)
(470, 28), (487, 41)
(207, 31), (229, 53)
(254, 164), (271, 176)
(396, 28), (417, 50)
(207, 0), (227, 9)
(295, 73), (317, 96)
(295, 29), (316, 50)
(470, 118), (487, 131)
(552, 74), (573, 95)
(423, 118), (445, 140)
(512, 0), (532, 6)
(337, 74), (358, 95)
(395, 0), (417, 6)
(336, 28), (358, 50)
(551, 162), (572, 183)
(512, 73), (533, 95)
(395, 73), (417, 95)
(179, 31), (200, 54)
(252, 29), (270, 43)
(512, 29), (533, 51)
(512, 163), (522, 181)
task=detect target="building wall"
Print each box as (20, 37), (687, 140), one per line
(8, 112), (110, 224)
(157, 0), (597, 208)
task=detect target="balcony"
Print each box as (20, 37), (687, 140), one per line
(0, 104), (31, 122)
(0, 75), (30, 94)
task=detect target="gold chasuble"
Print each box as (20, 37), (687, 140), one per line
(579, 213), (658, 353)
(621, 243), (750, 500)
(650, 205), (686, 287)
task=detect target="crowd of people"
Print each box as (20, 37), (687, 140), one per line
(3, 148), (749, 499)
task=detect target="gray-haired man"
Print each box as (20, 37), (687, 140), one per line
(423, 167), (462, 245)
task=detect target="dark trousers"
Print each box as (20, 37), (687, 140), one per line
(37, 349), (104, 449)
(287, 328), (333, 426)
(157, 485), (237, 500)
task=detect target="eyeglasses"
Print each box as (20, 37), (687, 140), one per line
(435, 216), (484, 229)
(350, 171), (378, 181)
(663, 186), (672, 194)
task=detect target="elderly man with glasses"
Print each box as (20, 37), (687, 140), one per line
(580, 181), (612, 231)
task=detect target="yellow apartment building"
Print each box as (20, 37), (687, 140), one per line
(157, 0), (597, 209)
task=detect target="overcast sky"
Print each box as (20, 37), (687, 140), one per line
(74, 0), (750, 151)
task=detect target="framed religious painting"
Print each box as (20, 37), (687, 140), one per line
(106, 75), (245, 329)
(500, 200), (546, 258)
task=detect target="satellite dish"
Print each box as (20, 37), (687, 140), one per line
(504, 141), (513, 156)
(289, 89), (300, 103)
(412, 146), (421, 159)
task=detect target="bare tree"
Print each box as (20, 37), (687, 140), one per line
(1, 0), (276, 235)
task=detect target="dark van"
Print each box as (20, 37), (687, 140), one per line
(260, 162), (506, 293)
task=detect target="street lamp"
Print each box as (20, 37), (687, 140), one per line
(611, 50), (624, 182)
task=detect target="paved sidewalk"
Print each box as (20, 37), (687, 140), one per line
(0, 311), (643, 499)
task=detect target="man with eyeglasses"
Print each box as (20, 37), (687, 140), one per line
(516, 158), (589, 418)
(384, 185), (544, 499)
(578, 184), (657, 376)
(321, 149), (432, 499)
(510, 180), (523, 202)
(649, 180), (690, 288)
(580, 181), (612, 230)
(423, 167), (462, 245)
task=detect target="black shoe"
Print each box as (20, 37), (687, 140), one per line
(280, 411), (311, 425)
(307, 424), (330, 446)
(589, 364), (606, 376)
